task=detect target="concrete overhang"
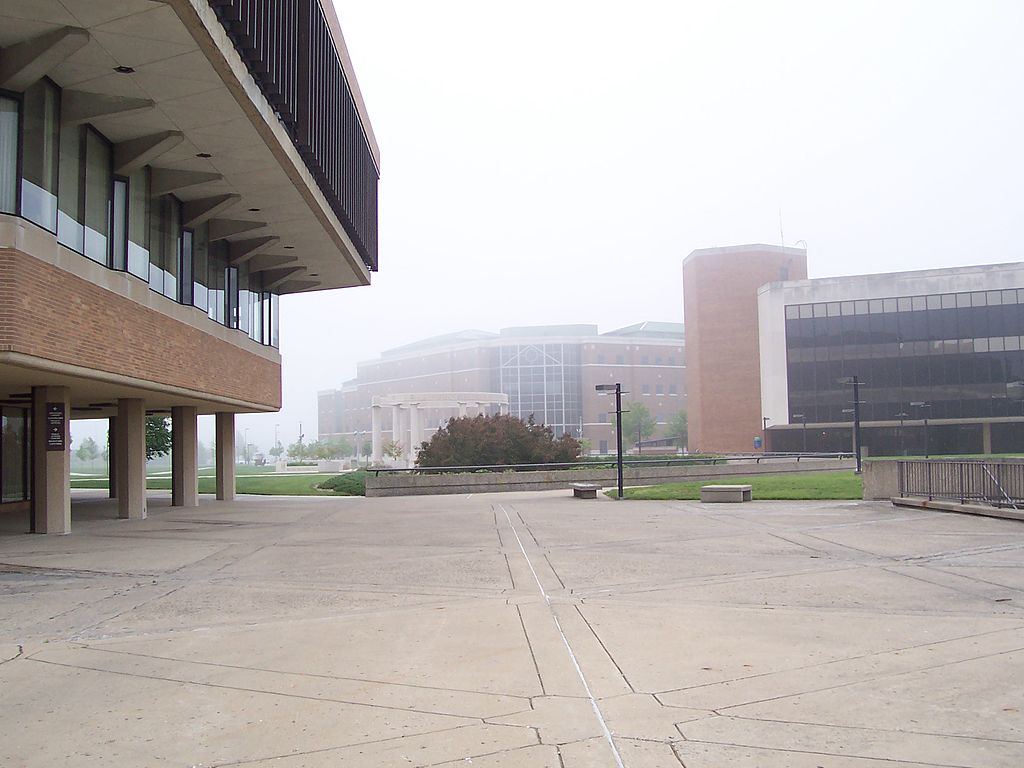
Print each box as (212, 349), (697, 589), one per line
(0, 0), (376, 294)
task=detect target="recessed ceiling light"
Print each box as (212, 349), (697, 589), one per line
(196, 152), (212, 158)
(114, 65), (135, 74)
(308, 273), (319, 277)
(283, 245), (294, 249)
(247, 208), (260, 212)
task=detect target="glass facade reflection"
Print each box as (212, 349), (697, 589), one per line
(1, 407), (29, 504)
(785, 288), (1024, 423)
(495, 343), (582, 436)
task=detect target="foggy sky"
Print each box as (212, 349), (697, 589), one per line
(74, 1), (1024, 456)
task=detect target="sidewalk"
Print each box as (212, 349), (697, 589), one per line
(2, 491), (1023, 766)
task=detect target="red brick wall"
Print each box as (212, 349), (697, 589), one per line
(0, 248), (280, 409)
(683, 248), (806, 453)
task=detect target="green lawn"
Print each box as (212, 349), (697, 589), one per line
(70, 470), (360, 496)
(617, 470), (863, 500)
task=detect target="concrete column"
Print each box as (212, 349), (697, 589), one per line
(501, 403), (509, 416)
(458, 402), (467, 417)
(107, 417), (117, 498)
(115, 399), (147, 520)
(171, 406), (199, 507)
(408, 403), (420, 464)
(983, 421), (993, 455)
(215, 412), (235, 501)
(391, 405), (401, 447)
(371, 405), (382, 463)
(30, 386), (71, 534)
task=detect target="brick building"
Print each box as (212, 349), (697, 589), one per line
(319, 323), (686, 455)
(682, 244), (807, 452)
(0, 1), (379, 532)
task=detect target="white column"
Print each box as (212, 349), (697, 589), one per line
(500, 402), (509, 416)
(391, 405), (401, 447)
(408, 403), (420, 463)
(31, 386), (71, 534)
(458, 402), (467, 417)
(371, 405), (382, 463)
(116, 398), (147, 520)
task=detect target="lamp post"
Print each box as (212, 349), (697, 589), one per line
(596, 383), (624, 499)
(910, 401), (930, 458)
(243, 427), (250, 465)
(839, 376), (864, 473)
(895, 412), (909, 456)
(792, 413), (807, 453)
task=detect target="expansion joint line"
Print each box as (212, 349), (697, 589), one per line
(498, 504), (626, 768)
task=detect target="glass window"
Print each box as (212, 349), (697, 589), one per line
(785, 305), (798, 320)
(869, 299), (883, 314)
(2, 407), (28, 503)
(83, 128), (111, 265)
(956, 293), (971, 308)
(270, 293), (279, 347)
(127, 168), (149, 279)
(179, 229), (194, 305)
(615, 354), (623, 365)
(883, 298), (898, 313)
(225, 265), (238, 328)
(827, 302), (840, 317)
(813, 303), (826, 318)
(897, 297), (912, 312)
(855, 300), (869, 315)
(237, 262), (251, 335)
(841, 301), (855, 316)
(911, 296), (926, 311)
(20, 80), (59, 231)
(941, 293), (956, 309)
(192, 221), (209, 311)
(0, 97), (16, 214)
(163, 197), (179, 300)
(111, 178), (127, 271)
(971, 291), (987, 307)
(642, 384), (650, 394)
(926, 294), (941, 310)
(656, 384), (664, 395)
(57, 125), (83, 250)
(669, 384), (677, 395)
(799, 304), (813, 319)
(208, 240), (227, 324)
(987, 290), (1002, 306)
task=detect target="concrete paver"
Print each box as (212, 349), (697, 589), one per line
(2, 491), (1024, 766)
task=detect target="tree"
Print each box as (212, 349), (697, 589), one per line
(269, 442), (284, 460)
(76, 436), (99, 468)
(616, 401), (657, 447)
(667, 410), (688, 449)
(382, 440), (404, 461)
(146, 416), (172, 461)
(416, 414), (581, 467)
(311, 437), (351, 460)
(287, 440), (308, 462)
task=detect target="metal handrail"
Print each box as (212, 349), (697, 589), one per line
(897, 458), (1024, 509)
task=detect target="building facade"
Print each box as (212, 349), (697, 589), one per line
(319, 323), (686, 455)
(682, 244), (808, 453)
(759, 263), (1024, 455)
(0, 0), (378, 531)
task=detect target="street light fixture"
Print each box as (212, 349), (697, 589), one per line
(910, 401), (931, 458)
(596, 383), (624, 499)
(791, 413), (807, 453)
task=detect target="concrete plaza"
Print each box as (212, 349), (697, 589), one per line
(2, 490), (1023, 767)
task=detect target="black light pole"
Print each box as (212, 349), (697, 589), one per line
(839, 376), (864, 473)
(596, 383), (624, 498)
(895, 412), (908, 456)
(792, 413), (807, 453)
(911, 401), (930, 458)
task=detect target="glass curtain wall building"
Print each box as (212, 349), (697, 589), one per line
(759, 264), (1024, 455)
(495, 342), (582, 437)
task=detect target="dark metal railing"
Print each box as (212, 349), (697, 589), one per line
(370, 452), (854, 477)
(897, 459), (1024, 509)
(209, 0), (379, 271)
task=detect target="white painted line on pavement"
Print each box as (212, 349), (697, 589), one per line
(499, 504), (626, 768)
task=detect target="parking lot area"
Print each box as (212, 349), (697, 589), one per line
(2, 490), (1023, 767)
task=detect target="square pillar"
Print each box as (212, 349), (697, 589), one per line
(983, 421), (993, 455)
(215, 412), (235, 501)
(31, 386), (71, 534)
(107, 417), (117, 498)
(172, 406), (199, 507)
(371, 405), (382, 463)
(115, 399), (147, 519)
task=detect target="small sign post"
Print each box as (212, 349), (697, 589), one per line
(46, 403), (66, 451)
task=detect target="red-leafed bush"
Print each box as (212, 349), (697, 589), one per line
(416, 414), (581, 467)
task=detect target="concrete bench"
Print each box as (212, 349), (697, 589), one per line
(700, 484), (752, 503)
(570, 483), (601, 499)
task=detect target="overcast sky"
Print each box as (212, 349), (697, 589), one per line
(75, 1), (1024, 455)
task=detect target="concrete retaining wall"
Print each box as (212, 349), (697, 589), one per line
(861, 460), (899, 500)
(365, 458), (857, 497)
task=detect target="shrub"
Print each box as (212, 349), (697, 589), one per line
(416, 414), (581, 467)
(317, 470), (366, 495)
